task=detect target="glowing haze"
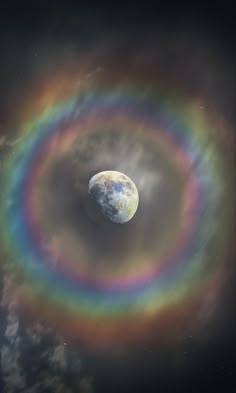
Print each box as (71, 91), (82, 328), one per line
(0, 32), (235, 352)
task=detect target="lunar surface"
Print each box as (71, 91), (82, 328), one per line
(88, 171), (139, 224)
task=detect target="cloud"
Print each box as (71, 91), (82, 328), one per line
(1, 344), (25, 391)
(79, 377), (94, 393)
(49, 344), (67, 371)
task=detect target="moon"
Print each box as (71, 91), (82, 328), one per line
(88, 171), (139, 224)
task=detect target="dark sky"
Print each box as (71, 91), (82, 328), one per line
(0, 3), (235, 393)
(0, 2), (235, 51)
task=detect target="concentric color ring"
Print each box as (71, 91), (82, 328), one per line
(0, 81), (234, 349)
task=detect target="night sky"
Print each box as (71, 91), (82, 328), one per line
(0, 3), (235, 393)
